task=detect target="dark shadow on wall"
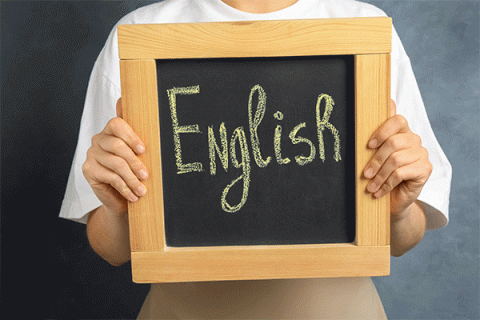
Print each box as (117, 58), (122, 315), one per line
(0, 1), (158, 318)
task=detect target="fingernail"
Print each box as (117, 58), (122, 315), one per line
(365, 168), (374, 179)
(136, 145), (145, 154)
(367, 182), (377, 193)
(129, 193), (139, 202)
(136, 185), (146, 197)
(368, 139), (377, 149)
(374, 190), (383, 198)
(139, 169), (148, 180)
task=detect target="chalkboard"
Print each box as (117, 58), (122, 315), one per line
(118, 18), (392, 283)
(157, 56), (356, 247)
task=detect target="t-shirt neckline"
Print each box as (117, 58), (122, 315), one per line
(198, 0), (312, 20)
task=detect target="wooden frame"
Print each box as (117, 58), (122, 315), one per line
(118, 18), (392, 283)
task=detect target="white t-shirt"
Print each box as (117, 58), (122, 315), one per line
(59, 0), (452, 318)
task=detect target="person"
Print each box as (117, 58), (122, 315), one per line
(60, 0), (452, 318)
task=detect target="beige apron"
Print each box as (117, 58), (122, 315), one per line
(137, 277), (387, 319)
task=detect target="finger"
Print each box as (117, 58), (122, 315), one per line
(93, 183), (128, 215)
(364, 132), (420, 179)
(368, 115), (410, 149)
(116, 98), (123, 118)
(86, 160), (140, 203)
(366, 147), (425, 194)
(94, 151), (147, 198)
(103, 117), (145, 155)
(372, 160), (431, 198)
(85, 146), (147, 198)
(390, 99), (397, 117)
(95, 134), (148, 181)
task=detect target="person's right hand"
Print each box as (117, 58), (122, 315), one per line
(82, 98), (148, 216)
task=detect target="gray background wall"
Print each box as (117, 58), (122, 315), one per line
(1, 1), (478, 319)
(365, 2), (479, 319)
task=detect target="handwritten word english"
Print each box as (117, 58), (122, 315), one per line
(167, 85), (341, 213)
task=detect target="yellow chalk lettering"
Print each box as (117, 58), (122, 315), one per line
(221, 127), (251, 213)
(248, 84), (271, 168)
(167, 86), (203, 174)
(273, 111), (284, 121)
(273, 112), (290, 165)
(316, 94), (341, 162)
(208, 123), (228, 175)
(289, 123), (316, 166)
(166, 84), (342, 214)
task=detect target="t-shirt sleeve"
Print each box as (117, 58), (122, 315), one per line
(391, 27), (452, 231)
(59, 28), (121, 224)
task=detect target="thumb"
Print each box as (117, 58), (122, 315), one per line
(390, 99), (397, 117)
(116, 98), (123, 118)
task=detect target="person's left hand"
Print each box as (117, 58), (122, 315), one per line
(363, 100), (433, 220)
